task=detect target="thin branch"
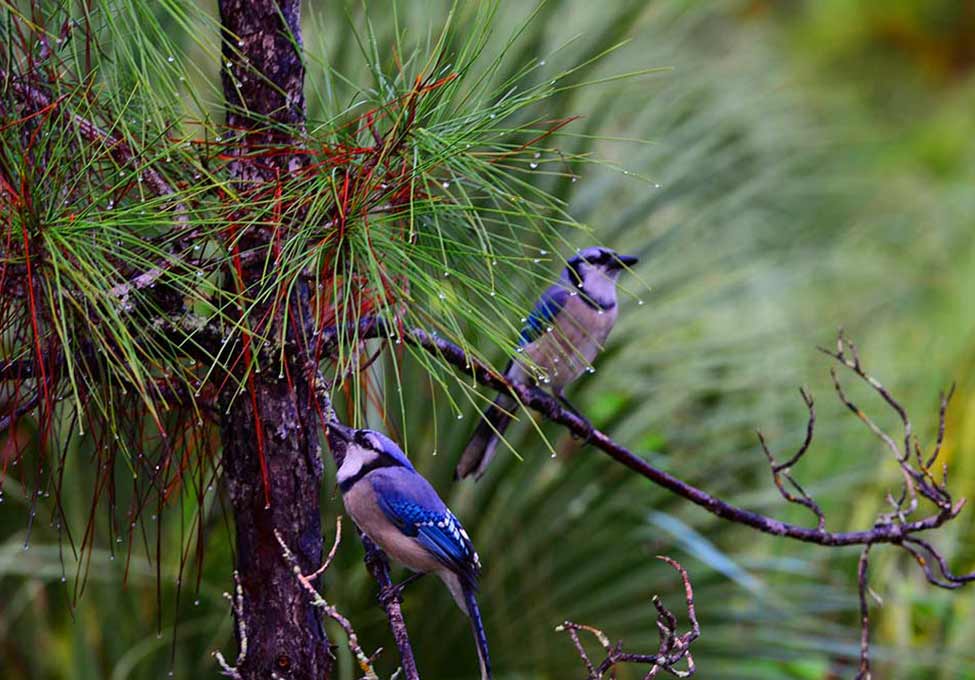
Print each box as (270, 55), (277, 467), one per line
(316, 377), (420, 680)
(756, 387), (826, 531)
(356, 321), (970, 549)
(855, 546), (872, 680)
(360, 534), (421, 680)
(558, 556), (698, 678)
(275, 518), (381, 680)
(213, 571), (247, 679)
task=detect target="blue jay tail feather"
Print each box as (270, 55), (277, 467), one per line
(456, 393), (517, 480)
(463, 584), (493, 680)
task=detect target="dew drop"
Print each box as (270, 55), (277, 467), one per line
(194, 599), (200, 606)
(529, 162), (538, 169)
(442, 181), (450, 189)
(61, 576), (67, 582)
(456, 414), (464, 420)
(571, 176), (578, 183)
(533, 152), (541, 159)
(637, 299), (644, 306)
(489, 291), (496, 297)
(167, 56), (175, 63)
(538, 60), (546, 66)
(438, 292), (446, 300)
(533, 258), (541, 263)
(539, 249), (548, 255)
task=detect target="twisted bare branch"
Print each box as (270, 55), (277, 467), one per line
(558, 556), (699, 678)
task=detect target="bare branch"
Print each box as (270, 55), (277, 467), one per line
(361, 534), (421, 680)
(214, 571), (247, 679)
(558, 556), (698, 679)
(275, 518), (381, 680)
(756, 387), (826, 531)
(855, 546), (872, 680)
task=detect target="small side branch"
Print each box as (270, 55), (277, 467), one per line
(757, 387), (826, 531)
(275, 518), (381, 680)
(361, 534), (421, 680)
(214, 571), (247, 679)
(558, 556), (699, 678)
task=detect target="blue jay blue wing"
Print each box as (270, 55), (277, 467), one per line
(519, 284), (570, 346)
(373, 485), (480, 587)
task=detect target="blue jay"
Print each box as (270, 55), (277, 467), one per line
(456, 246), (638, 480)
(327, 422), (491, 680)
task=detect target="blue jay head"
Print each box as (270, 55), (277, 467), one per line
(565, 246), (638, 290)
(327, 423), (414, 488)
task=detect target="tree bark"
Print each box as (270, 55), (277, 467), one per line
(217, 1), (332, 678)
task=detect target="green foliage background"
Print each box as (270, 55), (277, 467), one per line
(3, 1), (975, 678)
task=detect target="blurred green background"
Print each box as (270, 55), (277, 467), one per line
(3, 1), (975, 678)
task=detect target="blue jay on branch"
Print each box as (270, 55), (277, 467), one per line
(327, 423), (492, 680)
(456, 246), (639, 480)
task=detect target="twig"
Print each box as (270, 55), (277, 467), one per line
(855, 546), (872, 680)
(275, 518), (381, 680)
(361, 534), (421, 680)
(213, 571), (247, 679)
(558, 556), (699, 678)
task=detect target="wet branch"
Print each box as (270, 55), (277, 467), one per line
(275, 518), (382, 680)
(348, 321), (974, 677)
(558, 556), (699, 678)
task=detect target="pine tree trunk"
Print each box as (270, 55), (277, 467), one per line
(216, 1), (333, 677)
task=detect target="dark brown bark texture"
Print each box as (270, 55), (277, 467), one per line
(217, 1), (332, 678)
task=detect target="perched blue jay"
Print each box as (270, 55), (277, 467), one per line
(327, 422), (491, 680)
(456, 246), (638, 480)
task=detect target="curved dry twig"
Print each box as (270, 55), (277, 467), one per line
(558, 556), (699, 678)
(275, 518), (382, 680)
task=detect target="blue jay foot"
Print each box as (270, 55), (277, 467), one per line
(570, 416), (595, 444)
(554, 390), (595, 444)
(378, 572), (425, 607)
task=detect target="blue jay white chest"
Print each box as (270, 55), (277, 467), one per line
(519, 293), (618, 388)
(342, 474), (445, 574)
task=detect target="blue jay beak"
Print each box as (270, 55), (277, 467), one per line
(326, 422), (354, 459)
(615, 253), (639, 268)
